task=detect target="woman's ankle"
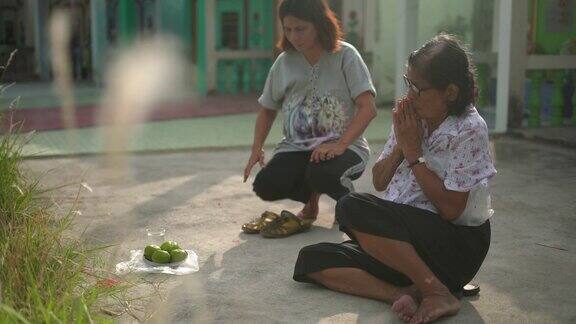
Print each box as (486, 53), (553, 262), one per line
(298, 209), (318, 220)
(420, 283), (452, 298)
(298, 199), (319, 219)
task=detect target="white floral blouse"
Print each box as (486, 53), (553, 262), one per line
(376, 106), (497, 226)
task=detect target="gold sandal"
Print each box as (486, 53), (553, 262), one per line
(241, 211), (280, 234)
(260, 210), (315, 238)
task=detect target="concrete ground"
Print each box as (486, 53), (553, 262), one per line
(510, 126), (576, 148)
(23, 134), (576, 323)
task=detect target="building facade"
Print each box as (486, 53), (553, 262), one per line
(2, 0), (574, 131)
(2, 0), (375, 96)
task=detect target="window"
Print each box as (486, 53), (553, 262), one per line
(221, 12), (240, 49)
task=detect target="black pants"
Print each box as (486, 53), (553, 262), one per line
(253, 150), (364, 203)
(294, 193), (491, 293)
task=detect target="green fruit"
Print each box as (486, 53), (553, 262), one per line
(170, 249), (188, 262)
(144, 245), (161, 260)
(160, 241), (180, 252)
(151, 250), (171, 263)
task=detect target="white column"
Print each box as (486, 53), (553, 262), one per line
(395, 0), (419, 101)
(90, 0), (107, 84)
(495, 0), (511, 133)
(206, 0), (217, 92)
(30, 0), (49, 80)
(495, 0), (527, 133)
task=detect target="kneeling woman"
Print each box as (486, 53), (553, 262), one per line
(294, 34), (496, 323)
(242, 0), (377, 238)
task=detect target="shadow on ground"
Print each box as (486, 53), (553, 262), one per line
(24, 136), (576, 323)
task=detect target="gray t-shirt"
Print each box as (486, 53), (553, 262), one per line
(258, 41), (376, 164)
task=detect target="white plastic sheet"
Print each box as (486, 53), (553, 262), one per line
(116, 249), (199, 275)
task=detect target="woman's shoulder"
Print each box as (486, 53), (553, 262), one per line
(336, 41), (362, 57)
(271, 51), (287, 67)
(328, 41), (367, 69)
(276, 50), (304, 62)
(455, 106), (490, 137)
(271, 50), (302, 69)
(338, 41), (359, 52)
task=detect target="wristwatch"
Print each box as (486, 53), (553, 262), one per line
(408, 156), (426, 168)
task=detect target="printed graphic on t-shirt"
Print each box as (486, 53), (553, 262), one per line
(284, 89), (347, 149)
(283, 63), (347, 149)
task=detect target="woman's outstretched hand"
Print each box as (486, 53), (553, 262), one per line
(310, 142), (346, 163)
(244, 149), (266, 182)
(393, 97), (423, 161)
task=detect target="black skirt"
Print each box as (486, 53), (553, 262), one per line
(293, 193), (491, 293)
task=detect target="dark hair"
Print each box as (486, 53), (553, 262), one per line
(408, 33), (477, 116)
(277, 0), (343, 53)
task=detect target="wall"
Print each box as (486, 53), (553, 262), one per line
(368, 0), (475, 103)
(23, 0), (35, 47)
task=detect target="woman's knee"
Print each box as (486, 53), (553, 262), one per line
(296, 244), (343, 283)
(296, 243), (336, 268)
(297, 243), (326, 260)
(252, 170), (281, 201)
(335, 192), (364, 224)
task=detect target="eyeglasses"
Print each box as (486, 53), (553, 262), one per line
(403, 74), (432, 96)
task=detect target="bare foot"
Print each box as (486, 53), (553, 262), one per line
(297, 193), (320, 220)
(297, 202), (318, 220)
(409, 292), (460, 324)
(391, 286), (420, 322)
(392, 295), (418, 322)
